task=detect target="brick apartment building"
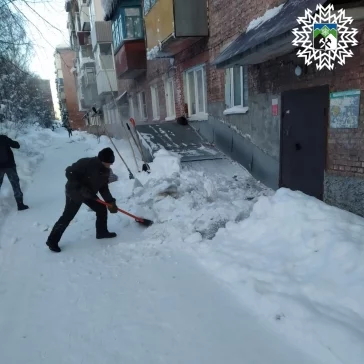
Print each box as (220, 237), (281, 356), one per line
(55, 45), (86, 130)
(30, 79), (55, 121)
(98, 0), (364, 216)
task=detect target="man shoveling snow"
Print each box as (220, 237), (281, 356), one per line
(46, 147), (119, 253)
(0, 134), (29, 211)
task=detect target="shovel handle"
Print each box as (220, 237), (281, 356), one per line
(96, 199), (143, 222)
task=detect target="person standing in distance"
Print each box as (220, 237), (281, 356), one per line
(0, 134), (29, 211)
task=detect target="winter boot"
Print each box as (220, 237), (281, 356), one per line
(17, 199), (29, 211)
(96, 231), (117, 240)
(46, 241), (61, 253)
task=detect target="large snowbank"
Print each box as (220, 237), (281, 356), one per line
(0, 122), (57, 224)
(103, 134), (364, 363)
(1, 124), (363, 363)
(197, 188), (364, 364)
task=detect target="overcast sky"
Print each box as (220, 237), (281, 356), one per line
(18, 0), (69, 118)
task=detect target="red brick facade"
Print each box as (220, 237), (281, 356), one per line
(58, 49), (86, 130)
(116, 0), (364, 187)
(250, 29), (364, 178)
(120, 0), (286, 123)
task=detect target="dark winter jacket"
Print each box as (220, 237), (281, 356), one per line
(65, 157), (115, 204)
(0, 135), (20, 169)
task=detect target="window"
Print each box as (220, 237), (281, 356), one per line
(89, 0), (95, 30)
(129, 97), (135, 119)
(144, 0), (158, 15)
(76, 12), (81, 31)
(85, 67), (96, 85)
(137, 91), (147, 120)
(165, 77), (176, 119)
(150, 85), (160, 120)
(224, 66), (248, 112)
(112, 7), (143, 50)
(97, 43), (114, 70)
(185, 65), (206, 117)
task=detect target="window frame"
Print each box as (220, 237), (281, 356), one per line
(97, 43), (114, 70)
(226, 66), (244, 108)
(185, 64), (207, 118)
(112, 6), (144, 51)
(129, 96), (135, 119)
(137, 91), (148, 121)
(89, 0), (95, 30)
(144, 0), (158, 15)
(224, 66), (249, 115)
(150, 84), (160, 121)
(164, 77), (176, 120)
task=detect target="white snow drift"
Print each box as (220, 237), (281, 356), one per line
(0, 123), (363, 364)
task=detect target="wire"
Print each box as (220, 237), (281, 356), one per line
(11, 2), (72, 71)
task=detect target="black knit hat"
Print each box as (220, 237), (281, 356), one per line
(98, 148), (115, 164)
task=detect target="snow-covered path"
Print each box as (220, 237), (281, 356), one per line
(0, 132), (322, 363)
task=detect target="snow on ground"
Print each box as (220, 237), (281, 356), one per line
(0, 123), (55, 228)
(246, 3), (284, 32)
(0, 123), (363, 363)
(195, 189), (364, 364)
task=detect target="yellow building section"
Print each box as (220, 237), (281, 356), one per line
(144, 0), (174, 50)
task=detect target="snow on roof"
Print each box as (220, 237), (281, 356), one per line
(147, 46), (161, 60)
(55, 43), (71, 50)
(101, 0), (116, 20)
(246, 4), (284, 32)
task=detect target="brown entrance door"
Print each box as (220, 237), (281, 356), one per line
(280, 85), (329, 200)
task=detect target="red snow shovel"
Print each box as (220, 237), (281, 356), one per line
(96, 199), (154, 227)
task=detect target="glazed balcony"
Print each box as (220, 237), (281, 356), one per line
(111, 4), (146, 79)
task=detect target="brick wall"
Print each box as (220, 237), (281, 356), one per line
(117, 0), (286, 123)
(116, 0), (364, 182)
(58, 49), (86, 130)
(252, 28), (364, 178)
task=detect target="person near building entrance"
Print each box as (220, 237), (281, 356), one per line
(0, 134), (29, 211)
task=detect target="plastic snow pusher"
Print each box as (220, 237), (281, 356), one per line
(96, 199), (153, 227)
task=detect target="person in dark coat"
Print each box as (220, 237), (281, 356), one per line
(0, 135), (29, 211)
(67, 127), (72, 138)
(46, 147), (118, 253)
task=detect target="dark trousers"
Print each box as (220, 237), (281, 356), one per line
(47, 195), (108, 245)
(0, 167), (23, 202)
(68, 130), (72, 137)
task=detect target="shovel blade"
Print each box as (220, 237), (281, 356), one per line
(135, 218), (154, 227)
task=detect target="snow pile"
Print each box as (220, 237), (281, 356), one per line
(1, 124), (364, 363)
(147, 46), (161, 60)
(107, 148), (270, 243)
(0, 122), (57, 224)
(196, 188), (364, 364)
(101, 0), (116, 19)
(223, 106), (249, 115)
(246, 4), (284, 32)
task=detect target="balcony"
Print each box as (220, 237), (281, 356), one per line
(91, 21), (112, 51)
(78, 0), (90, 31)
(114, 41), (146, 79)
(79, 44), (95, 67)
(77, 70), (98, 110)
(96, 70), (118, 96)
(144, 0), (208, 57)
